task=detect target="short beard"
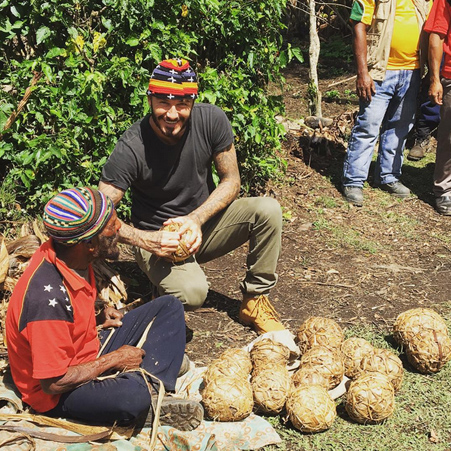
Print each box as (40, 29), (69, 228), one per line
(151, 110), (187, 138)
(94, 234), (120, 260)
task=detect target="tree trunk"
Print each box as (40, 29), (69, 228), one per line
(308, 0), (322, 117)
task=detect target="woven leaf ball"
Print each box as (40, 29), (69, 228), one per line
(291, 366), (330, 390)
(160, 223), (193, 262)
(297, 346), (345, 390)
(393, 308), (448, 346)
(296, 317), (344, 354)
(405, 329), (451, 374)
(358, 348), (404, 392)
(286, 384), (337, 433)
(202, 376), (254, 421)
(252, 364), (291, 414)
(341, 337), (375, 379)
(250, 338), (290, 373)
(345, 373), (395, 424)
(203, 348), (252, 385)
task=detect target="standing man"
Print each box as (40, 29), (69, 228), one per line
(425, 0), (451, 215)
(99, 58), (285, 335)
(342, 0), (430, 206)
(6, 187), (203, 430)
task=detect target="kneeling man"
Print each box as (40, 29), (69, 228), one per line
(6, 187), (203, 430)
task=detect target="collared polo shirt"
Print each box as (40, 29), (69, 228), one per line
(6, 239), (100, 412)
(424, 0), (451, 79)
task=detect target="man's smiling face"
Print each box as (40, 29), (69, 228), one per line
(149, 96), (194, 144)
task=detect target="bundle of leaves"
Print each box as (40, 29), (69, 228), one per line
(345, 373), (395, 424)
(285, 384), (337, 433)
(296, 316), (344, 354)
(251, 363), (291, 414)
(341, 336), (375, 379)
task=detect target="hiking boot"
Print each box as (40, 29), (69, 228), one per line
(145, 397), (204, 431)
(435, 196), (451, 216)
(177, 354), (191, 377)
(342, 186), (363, 206)
(379, 181), (410, 198)
(407, 139), (427, 161)
(239, 294), (285, 335)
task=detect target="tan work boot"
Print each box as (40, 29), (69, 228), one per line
(239, 294), (285, 335)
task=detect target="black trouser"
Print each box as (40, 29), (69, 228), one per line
(45, 295), (185, 425)
(413, 75), (441, 141)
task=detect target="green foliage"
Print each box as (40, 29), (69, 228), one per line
(324, 89), (340, 100)
(0, 0), (296, 216)
(320, 37), (353, 64)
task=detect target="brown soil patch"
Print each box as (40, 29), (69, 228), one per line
(179, 63), (451, 366)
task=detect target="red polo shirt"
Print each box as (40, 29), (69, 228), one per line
(424, 0), (451, 78)
(6, 239), (100, 412)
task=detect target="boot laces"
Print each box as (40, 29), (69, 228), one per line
(250, 295), (281, 322)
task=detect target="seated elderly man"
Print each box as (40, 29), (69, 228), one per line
(6, 187), (203, 430)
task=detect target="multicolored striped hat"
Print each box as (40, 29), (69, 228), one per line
(43, 187), (114, 245)
(147, 58), (198, 100)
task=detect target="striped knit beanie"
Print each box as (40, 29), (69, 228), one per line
(43, 187), (114, 245)
(147, 58), (198, 100)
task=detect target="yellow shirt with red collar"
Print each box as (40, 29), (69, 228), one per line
(350, 0), (422, 69)
(6, 239), (100, 412)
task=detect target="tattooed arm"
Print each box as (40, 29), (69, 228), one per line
(191, 142), (240, 224)
(98, 181), (180, 257)
(166, 142), (241, 255)
(99, 142), (240, 257)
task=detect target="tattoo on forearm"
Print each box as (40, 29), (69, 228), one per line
(192, 143), (240, 225)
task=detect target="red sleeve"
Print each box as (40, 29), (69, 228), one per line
(424, 0), (451, 35)
(27, 320), (75, 379)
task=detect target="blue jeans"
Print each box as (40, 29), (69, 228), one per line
(342, 69), (420, 188)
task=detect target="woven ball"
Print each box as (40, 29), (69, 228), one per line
(358, 348), (404, 392)
(286, 384), (337, 433)
(160, 223), (193, 262)
(296, 317), (344, 354)
(345, 373), (395, 424)
(341, 337), (375, 379)
(202, 376), (254, 421)
(405, 329), (451, 374)
(393, 308), (448, 346)
(292, 366), (330, 390)
(297, 346), (344, 390)
(252, 364), (291, 414)
(250, 339), (290, 373)
(204, 348), (252, 385)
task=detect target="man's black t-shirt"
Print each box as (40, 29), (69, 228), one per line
(101, 103), (234, 230)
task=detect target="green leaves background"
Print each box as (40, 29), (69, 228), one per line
(0, 0), (301, 217)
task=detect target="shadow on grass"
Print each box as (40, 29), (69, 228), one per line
(295, 133), (436, 210)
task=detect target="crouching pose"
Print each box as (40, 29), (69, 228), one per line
(6, 187), (203, 430)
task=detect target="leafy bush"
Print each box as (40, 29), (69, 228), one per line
(0, 0), (301, 216)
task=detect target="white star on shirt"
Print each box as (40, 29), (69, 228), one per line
(66, 304), (72, 311)
(60, 285), (66, 293)
(44, 285), (53, 292)
(48, 298), (57, 307)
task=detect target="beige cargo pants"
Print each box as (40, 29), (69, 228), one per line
(134, 197), (282, 309)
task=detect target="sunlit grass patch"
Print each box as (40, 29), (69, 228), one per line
(312, 217), (379, 254)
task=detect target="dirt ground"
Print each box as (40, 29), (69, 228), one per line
(177, 63), (451, 366)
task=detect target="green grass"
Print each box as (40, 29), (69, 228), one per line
(312, 216), (379, 254)
(263, 311), (451, 451)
